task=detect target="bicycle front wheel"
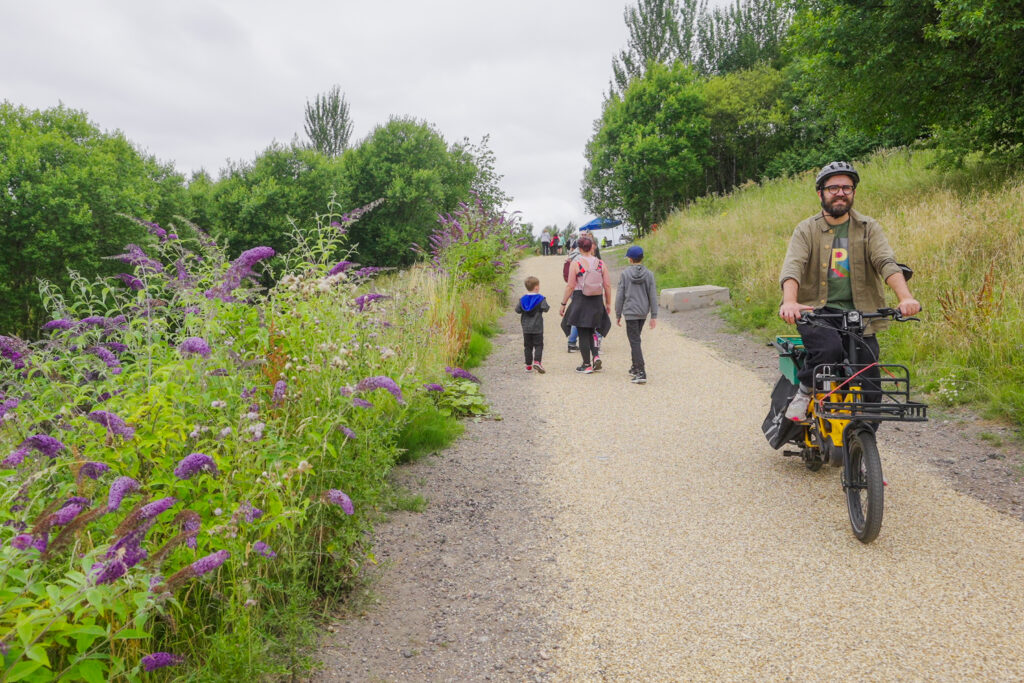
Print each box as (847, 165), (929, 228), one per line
(844, 429), (884, 543)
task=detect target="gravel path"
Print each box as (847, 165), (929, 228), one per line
(317, 254), (1024, 681)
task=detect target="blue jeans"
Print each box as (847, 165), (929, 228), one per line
(567, 326), (600, 347)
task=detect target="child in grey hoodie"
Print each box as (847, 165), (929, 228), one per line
(515, 276), (550, 373)
(614, 246), (658, 383)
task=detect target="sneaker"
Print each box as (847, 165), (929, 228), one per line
(525, 365), (532, 372)
(575, 364), (594, 374)
(631, 370), (647, 384)
(628, 366), (637, 377)
(567, 343), (579, 353)
(785, 389), (812, 421)
(533, 361), (545, 374)
(592, 356), (602, 371)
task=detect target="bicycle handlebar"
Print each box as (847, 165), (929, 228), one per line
(800, 307), (920, 324)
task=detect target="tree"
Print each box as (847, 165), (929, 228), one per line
(0, 103), (186, 335)
(338, 117), (476, 268)
(583, 62), (711, 235)
(304, 85), (353, 157)
(460, 134), (512, 212)
(694, 0), (792, 76)
(200, 143), (343, 259)
(610, 0), (704, 95)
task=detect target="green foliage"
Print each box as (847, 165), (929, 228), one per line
(583, 61), (710, 234)
(461, 134), (512, 213)
(0, 103), (189, 336)
(395, 403), (464, 464)
(339, 117), (476, 269)
(610, 0), (702, 94)
(432, 378), (490, 418)
(303, 85), (354, 157)
(461, 332), (493, 369)
(694, 0), (792, 75)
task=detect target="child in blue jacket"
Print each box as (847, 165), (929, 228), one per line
(515, 276), (550, 373)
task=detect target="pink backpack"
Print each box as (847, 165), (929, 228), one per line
(578, 257), (604, 296)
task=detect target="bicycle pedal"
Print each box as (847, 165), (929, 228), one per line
(782, 450), (801, 457)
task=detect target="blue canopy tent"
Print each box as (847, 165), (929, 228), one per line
(578, 217), (622, 231)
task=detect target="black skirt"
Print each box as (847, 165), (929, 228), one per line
(565, 290), (605, 329)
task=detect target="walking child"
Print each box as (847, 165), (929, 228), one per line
(515, 276), (550, 373)
(614, 245), (658, 383)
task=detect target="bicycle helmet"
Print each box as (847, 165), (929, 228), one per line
(815, 161), (860, 191)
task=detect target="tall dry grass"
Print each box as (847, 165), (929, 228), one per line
(642, 148), (1024, 423)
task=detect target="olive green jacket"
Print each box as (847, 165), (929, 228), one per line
(779, 209), (903, 334)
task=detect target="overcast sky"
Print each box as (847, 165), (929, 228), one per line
(0, 0), (657, 232)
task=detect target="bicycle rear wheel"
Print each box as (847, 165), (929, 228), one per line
(844, 430), (884, 543)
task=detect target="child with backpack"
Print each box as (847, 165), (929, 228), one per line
(614, 245), (658, 384)
(559, 235), (611, 374)
(515, 275), (550, 373)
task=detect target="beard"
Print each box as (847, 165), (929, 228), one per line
(820, 193), (853, 219)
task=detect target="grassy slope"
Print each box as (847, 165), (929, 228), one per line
(640, 148), (1024, 424)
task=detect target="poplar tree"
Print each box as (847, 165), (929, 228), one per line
(303, 85), (353, 158)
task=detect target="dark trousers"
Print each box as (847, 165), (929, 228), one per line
(523, 332), (543, 365)
(578, 327), (596, 365)
(796, 316), (881, 401)
(541, 243), (549, 256)
(626, 318), (646, 371)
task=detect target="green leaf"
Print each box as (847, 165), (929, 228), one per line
(6, 659), (44, 682)
(85, 589), (104, 614)
(112, 628), (150, 640)
(78, 659), (108, 683)
(25, 645), (50, 667)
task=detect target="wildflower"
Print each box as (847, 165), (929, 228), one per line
(93, 559), (128, 584)
(103, 342), (128, 354)
(247, 422), (265, 441)
(272, 380), (287, 403)
(328, 260), (353, 276)
(179, 336), (212, 358)
(87, 346), (122, 374)
(241, 387), (256, 399)
(2, 447), (29, 468)
(0, 336), (27, 369)
(423, 383), (445, 392)
(352, 398), (372, 409)
(77, 461), (110, 481)
(354, 292), (388, 311)
(244, 598), (257, 607)
(87, 410), (136, 439)
(107, 476), (141, 511)
(0, 397), (18, 427)
(211, 400), (228, 410)
(23, 434), (66, 458)
(353, 267), (384, 279)
(41, 318), (74, 331)
(355, 375), (404, 403)
(445, 366), (481, 383)
(11, 534), (33, 550)
(174, 453), (217, 480)
(236, 501), (263, 523)
(204, 246), (275, 301)
(323, 489), (355, 515)
(107, 244), (164, 274)
(50, 501), (86, 527)
(139, 497), (177, 520)
(296, 460), (313, 474)
(338, 425), (356, 439)
(218, 427), (232, 439)
(192, 549), (230, 577)
(253, 541), (276, 559)
(141, 652), (184, 672)
(116, 273), (145, 290)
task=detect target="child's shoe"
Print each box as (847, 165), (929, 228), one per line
(567, 343), (579, 353)
(525, 365), (532, 372)
(533, 361), (545, 374)
(631, 370), (647, 384)
(575, 363), (594, 374)
(592, 356), (602, 371)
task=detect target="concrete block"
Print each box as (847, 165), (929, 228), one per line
(660, 285), (730, 312)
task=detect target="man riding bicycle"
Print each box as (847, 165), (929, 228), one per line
(779, 161), (921, 421)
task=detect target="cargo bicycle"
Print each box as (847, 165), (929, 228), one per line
(766, 308), (927, 543)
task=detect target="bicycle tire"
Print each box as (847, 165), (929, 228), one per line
(844, 430), (884, 543)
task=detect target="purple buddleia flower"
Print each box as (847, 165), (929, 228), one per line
(139, 497), (177, 520)
(116, 273), (145, 290)
(88, 346), (122, 374)
(337, 425), (356, 439)
(0, 336), (26, 369)
(177, 511), (201, 549)
(0, 397), (18, 426)
(93, 559), (127, 584)
(78, 316), (107, 328)
(23, 434), (66, 458)
(253, 541), (276, 559)
(272, 380), (287, 403)
(11, 534), (33, 550)
(142, 221), (166, 240)
(31, 534), (48, 553)
(141, 652), (184, 672)
(41, 319), (74, 331)
(423, 383), (445, 392)
(236, 502), (263, 523)
(51, 501), (86, 527)
(204, 246), (275, 301)
(353, 267), (384, 279)
(178, 336), (211, 358)
(353, 292), (388, 311)
(87, 410), (136, 439)
(191, 549), (230, 577)
(241, 387), (256, 399)
(355, 376), (404, 403)
(2, 447), (29, 468)
(328, 260), (353, 276)
(107, 476), (141, 511)
(445, 366), (481, 383)
(78, 461), (110, 481)
(103, 342), (128, 354)
(174, 453), (218, 479)
(324, 489), (355, 515)
(107, 244), (164, 274)
(352, 398), (372, 409)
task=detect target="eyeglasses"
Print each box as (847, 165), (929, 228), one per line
(823, 184), (855, 195)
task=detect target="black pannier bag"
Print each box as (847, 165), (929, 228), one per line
(762, 375), (804, 449)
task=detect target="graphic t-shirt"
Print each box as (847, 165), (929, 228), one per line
(827, 220), (854, 310)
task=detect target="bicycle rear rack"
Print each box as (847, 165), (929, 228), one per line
(813, 363), (928, 422)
